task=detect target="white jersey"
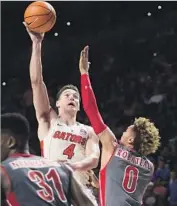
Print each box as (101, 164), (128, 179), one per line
(40, 118), (90, 186)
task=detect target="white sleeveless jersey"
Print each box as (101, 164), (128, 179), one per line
(40, 119), (90, 186)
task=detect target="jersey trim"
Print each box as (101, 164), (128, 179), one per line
(100, 144), (118, 172)
(99, 145), (117, 206)
(7, 192), (20, 206)
(99, 167), (106, 206)
(8, 153), (35, 158)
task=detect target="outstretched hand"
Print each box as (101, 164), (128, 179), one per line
(23, 22), (44, 43)
(79, 46), (90, 75)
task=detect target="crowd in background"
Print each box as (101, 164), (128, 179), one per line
(2, 2), (177, 206)
(2, 54), (177, 206)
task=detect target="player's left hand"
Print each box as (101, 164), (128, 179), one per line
(79, 46), (90, 75)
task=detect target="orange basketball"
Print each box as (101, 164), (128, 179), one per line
(24, 1), (56, 33)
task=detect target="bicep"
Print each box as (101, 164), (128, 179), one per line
(32, 82), (56, 122)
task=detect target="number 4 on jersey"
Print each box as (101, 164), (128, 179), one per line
(63, 144), (76, 159)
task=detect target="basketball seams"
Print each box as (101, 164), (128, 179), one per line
(24, 13), (51, 19)
(28, 4), (52, 13)
(30, 13), (54, 30)
(24, 2), (56, 33)
(49, 15), (56, 30)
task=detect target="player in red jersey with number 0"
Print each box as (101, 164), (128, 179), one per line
(79, 46), (161, 206)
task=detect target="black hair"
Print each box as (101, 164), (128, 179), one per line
(1, 113), (30, 152)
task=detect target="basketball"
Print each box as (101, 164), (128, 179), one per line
(24, 1), (56, 33)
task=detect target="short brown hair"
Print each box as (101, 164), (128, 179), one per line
(133, 117), (161, 156)
(56, 84), (80, 100)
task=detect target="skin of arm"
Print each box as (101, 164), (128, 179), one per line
(23, 23), (57, 139)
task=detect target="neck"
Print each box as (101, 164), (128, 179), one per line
(58, 110), (77, 126)
(120, 141), (134, 150)
(8, 148), (30, 157)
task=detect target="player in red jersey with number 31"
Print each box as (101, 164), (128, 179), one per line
(0, 113), (96, 206)
(79, 46), (161, 206)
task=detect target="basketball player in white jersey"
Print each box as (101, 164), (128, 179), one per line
(23, 23), (100, 202)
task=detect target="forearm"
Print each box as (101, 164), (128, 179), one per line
(72, 155), (98, 171)
(30, 42), (43, 84)
(81, 74), (107, 135)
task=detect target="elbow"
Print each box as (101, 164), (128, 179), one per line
(31, 78), (43, 87)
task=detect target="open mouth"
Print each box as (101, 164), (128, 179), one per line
(68, 102), (75, 107)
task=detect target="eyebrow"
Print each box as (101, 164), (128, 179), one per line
(63, 91), (79, 96)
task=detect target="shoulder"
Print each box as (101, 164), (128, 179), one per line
(85, 125), (94, 134)
(146, 158), (155, 174)
(86, 126), (99, 142)
(76, 122), (92, 136)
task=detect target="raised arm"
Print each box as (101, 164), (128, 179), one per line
(23, 23), (57, 138)
(79, 46), (117, 153)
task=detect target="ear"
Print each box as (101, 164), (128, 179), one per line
(56, 100), (60, 108)
(128, 137), (134, 144)
(8, 136), (16, 149)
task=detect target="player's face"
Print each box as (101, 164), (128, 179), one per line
(56, 89), (80, 113)
(120, 125), (136, 147)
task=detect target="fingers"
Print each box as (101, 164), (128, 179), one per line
(84, 45), (89, 59)
(23, 22), (27, 27)
(23, 21), (30, 32)
(23, 22), (35, 35)
(83, 45), (89, 59)
(80, 45), (89, 60)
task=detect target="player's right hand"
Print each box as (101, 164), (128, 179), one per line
(23, 22), (44, 43)
(79, 46), (90, 75)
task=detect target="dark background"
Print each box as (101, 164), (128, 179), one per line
(1, 2), (177, 205)
(1, 1), (177, 155)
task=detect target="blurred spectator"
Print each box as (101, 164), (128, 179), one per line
(153, 158), (170, 186)
(143, 182), (156, 206)
(168, 171), (177, 206)
(153, 177), (168, 206)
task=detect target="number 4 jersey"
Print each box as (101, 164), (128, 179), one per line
(1, 154), (73, 206)
(40, 119), (90, 186)
(99, 143), (154, 206)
